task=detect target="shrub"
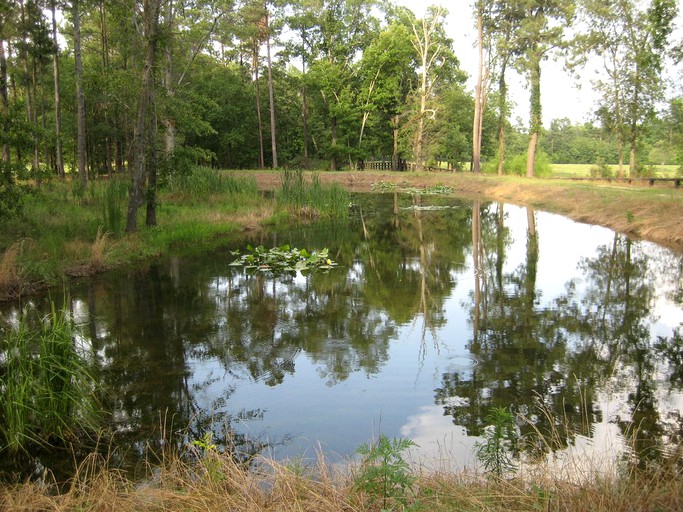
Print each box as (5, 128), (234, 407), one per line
(504, 151), (552, 177)
(590, 158), (613, 178)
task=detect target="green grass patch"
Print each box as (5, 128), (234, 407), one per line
(0, 303), (101, 453)
(276, 169), (350, 218)
(551, 163), (680, 178)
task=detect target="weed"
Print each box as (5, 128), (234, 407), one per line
(354, 434), (417, 510)
(90, 226), (112, 270)
(277, 170), (350, 218)
(98, 179), (129, 236)
(475, 407), (519, 478)
(0, 303), (101, 453)
(0, 241), (26, 297)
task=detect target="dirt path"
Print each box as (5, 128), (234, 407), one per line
(245, 170), (683, 252)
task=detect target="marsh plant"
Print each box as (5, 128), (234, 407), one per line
(230, 244), (337, 275)
(0, 304), (100, 453)
(475, 407), (520, 478)
(98, 179), (129, 236)
(354, 435), (417, 510)
(278, 169), (349, 217)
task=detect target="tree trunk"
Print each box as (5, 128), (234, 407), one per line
(330, 116), (338, 171)
(0, 39), (10, 165)
(100, 1), (112, 176)
(496, 57), (508, 175)
(301, 38), (309, 166)
(74, 0), (87, 187)
(526, 53), (541, 178)
(253, 42), (265, 169)
(265, 13), (277, 169)
(392, 114), (399, 170)
(146, 76), (158, 226)
(126, 0), (160, 233)
(472, 15), (484, 174)
(51, 1), (64, 178)
(163, 0), (175, 157)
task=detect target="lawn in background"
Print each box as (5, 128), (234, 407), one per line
(550, 163), (680, 178)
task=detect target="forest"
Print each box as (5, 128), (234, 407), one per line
(0, 0), (681, 224)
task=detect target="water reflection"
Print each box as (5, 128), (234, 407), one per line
(1, 194), (682, 478)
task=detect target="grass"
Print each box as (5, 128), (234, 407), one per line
(0, 443), (681, 511)
(0, 303), (100, 453)
(277, 169), (350, 218)
(550, 163), (680, 178)
(0, 169), (271, 299)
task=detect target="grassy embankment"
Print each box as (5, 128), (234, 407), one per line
(0, 169), (351, 300)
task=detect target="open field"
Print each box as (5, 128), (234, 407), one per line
(550, 163), (680, 178)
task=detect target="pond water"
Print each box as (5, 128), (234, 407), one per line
(2, 192), (683, 479)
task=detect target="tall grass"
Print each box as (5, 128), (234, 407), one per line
(277, 169), (349, 218)
(0, 304), (100, 453)
(98, 179), (129, 236)
(163, 166), (259, 200)
(1, 442), (682, 511)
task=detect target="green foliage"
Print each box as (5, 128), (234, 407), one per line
(354, 435), (417, 510)
(475, 407), (519, 478)
(590, 159), (613, 178)
(0, 162), (29, 220)
(98, 179), (129, 236)
(229, 244), (338, 275)
(0, 304), (101, 453)
(371, 180), (397, 193)
(504, 152), (552, 177)
(163, 166), (259, 200)
(277, 170), (350, 218)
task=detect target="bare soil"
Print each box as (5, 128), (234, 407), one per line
(244, 170), (683, 252)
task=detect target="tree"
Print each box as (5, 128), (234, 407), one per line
(579, 0), (678, 176)
(72, 0), (87, 187)
(126, 0), (161, 232)
(512, 0), (574, 177)
(356, 17), (416, 166)
(51, 0), (64, 178)
(409, 5), (452, 171)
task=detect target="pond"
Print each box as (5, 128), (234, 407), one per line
(2, 192), (683, 479)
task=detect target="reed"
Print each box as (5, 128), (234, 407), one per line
(164, 166), (259, 200)
(1, 442), (681, 512)
(277, 170), (350, 218)
(0, 304), (100, 453)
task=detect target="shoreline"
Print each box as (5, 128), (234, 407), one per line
(243, 170), (683, 252)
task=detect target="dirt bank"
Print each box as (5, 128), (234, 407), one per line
(245, 170), (683, 252)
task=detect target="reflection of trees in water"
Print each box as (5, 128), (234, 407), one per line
(436, 207), (682, 464)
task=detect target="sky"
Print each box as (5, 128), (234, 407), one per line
(393, 0), (606, 128)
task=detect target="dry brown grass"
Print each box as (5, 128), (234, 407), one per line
(2, 447), (682, 512)
(0, 241), (33, 300)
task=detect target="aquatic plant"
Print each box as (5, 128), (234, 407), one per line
(370, 180), (397, 192)
(277, 170), (349, 217)
(0, 304), (100, 453)
(230, 244), (337, 275)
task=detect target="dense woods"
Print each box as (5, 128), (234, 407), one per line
(0, 0), (681, 215)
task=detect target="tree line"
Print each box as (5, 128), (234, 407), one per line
(0, 0), (681, 229)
